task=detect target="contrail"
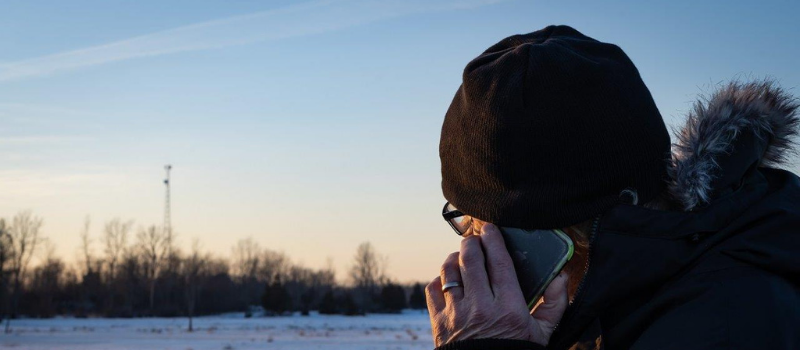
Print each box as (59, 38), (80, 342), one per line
(0, 0), (506, 83)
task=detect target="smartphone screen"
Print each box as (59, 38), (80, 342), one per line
(498, 227), (574, 310)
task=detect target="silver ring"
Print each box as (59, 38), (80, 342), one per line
(441, 281), (463, 292)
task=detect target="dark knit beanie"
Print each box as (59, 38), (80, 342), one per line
(440, 25), (671, 229)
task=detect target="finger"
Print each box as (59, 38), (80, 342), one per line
(458, 235), (492, 300)
(480, 223), (524, 301)
(532, 272), (570, 338)
(425, 277), (445, 314)
(440, 252), (464, 302)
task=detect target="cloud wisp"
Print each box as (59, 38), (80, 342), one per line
(0, 0), (504, 83)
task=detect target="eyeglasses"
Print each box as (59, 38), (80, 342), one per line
(442, 201), (486, 237)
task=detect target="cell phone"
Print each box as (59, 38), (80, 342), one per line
(498, 227), (574, 310)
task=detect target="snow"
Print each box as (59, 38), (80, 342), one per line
(0, 310), (434, 350)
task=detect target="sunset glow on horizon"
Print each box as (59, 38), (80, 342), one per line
(1, 0), (798, 283)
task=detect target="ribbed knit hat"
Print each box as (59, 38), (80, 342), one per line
(440, 25), (671, 229)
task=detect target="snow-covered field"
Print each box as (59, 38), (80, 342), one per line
(0, 311), (433, 350)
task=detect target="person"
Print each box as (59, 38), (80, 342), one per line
(426, 25), (800, 350)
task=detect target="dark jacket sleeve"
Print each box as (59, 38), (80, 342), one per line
(434, 338), (546, 350)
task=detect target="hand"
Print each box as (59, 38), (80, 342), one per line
(425, 223), (570, 347)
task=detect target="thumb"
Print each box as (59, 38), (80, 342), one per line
(530, 272), (569, 344)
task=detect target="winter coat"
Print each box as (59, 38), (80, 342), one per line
(434, 80), (800, 350)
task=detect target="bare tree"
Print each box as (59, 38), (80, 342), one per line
(5, 211), (44, 333)
(102, 219), (133, 282)
(102, 218), (132, 314)
(0, 220), (12, 326)
(231, 237), (260, 282)
(349, 242), (386, 290)
(79, 216), (92, 275)
(76, 216), (102, 318)
(31, 240), (62, 318)
(258, 249), (289, 285)
(319, 257), (337, 287)
(349, 242), (387, 312)
(231, 238), (262, 308)
(119, 247), (140, 315)
(183, 239), (206, 332)
(137, 225), (168, 313)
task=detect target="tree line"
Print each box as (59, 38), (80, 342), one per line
(0, 211), (428, 332)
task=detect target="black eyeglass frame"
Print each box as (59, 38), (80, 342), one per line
(441, 201), (469, 236)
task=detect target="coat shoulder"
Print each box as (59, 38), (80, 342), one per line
(630, 265), (800, 350)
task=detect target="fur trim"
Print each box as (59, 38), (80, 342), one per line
(669, 79), (800, 211)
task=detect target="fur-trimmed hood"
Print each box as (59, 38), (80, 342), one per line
(548, 79), (800, 350)
(668, 79), (800, 211)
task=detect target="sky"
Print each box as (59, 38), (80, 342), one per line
(1, 0), (799, 283)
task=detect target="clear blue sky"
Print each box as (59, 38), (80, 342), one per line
(1, 0), (798, 282)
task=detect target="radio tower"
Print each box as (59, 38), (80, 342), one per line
(163, 165), (172, 239)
